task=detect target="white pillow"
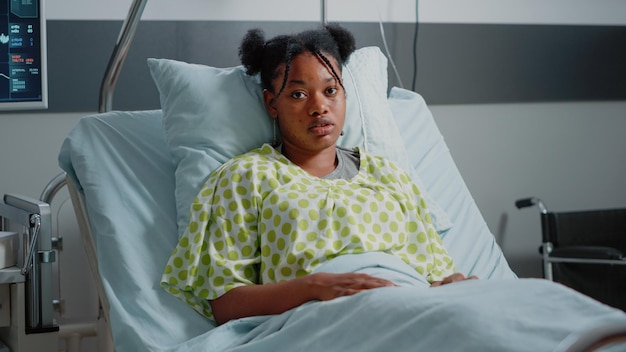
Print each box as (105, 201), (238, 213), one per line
(148, 46), (451, 238)
(388, 87), (514, 279)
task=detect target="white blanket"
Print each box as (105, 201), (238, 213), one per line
(172, 252), (626, 352)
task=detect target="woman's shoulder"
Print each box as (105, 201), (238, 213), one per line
(211, 143), (295, 182)
(221, 144), (280, 167)
(359, 149), (405, 172)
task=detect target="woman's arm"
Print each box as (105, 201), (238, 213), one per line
(210, 272), (396, 325)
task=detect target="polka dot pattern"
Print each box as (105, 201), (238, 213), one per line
(161, 144), (455, 322)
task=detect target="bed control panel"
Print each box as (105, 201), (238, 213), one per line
(0, 194), (58, 351)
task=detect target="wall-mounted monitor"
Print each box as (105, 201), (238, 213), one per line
(0, 0), (47, 111)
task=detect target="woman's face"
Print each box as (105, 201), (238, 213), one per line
(263, 51), (346, 156)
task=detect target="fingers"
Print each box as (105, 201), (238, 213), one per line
(349, 273), (396, 289)
(331, 273), (396, 292)
(308, 272), (396, 301)
(430, 273), (479, 287)
(443, 272), (466, 284)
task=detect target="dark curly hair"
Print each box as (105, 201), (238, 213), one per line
(238, 24), (356, 97)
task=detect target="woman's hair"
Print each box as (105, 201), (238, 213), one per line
(239, 24), (356, 96)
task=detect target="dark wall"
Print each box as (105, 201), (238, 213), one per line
(46, 20), (626, 112)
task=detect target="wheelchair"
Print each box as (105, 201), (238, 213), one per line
(516, 197), (626, 311)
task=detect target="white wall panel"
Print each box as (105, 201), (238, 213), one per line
(326, 0), (416, 23)
(46, 0), (626, 25)
(143, 0), (320, 22)
(47, 0), (412, 22)
(47, 0), (131, 20)
(47, 0), (321, 21)
(420, 0), (626, 25)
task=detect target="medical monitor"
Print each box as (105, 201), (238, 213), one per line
(0, 0), (47, 111)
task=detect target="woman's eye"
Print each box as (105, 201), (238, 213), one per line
(290, 91), (306, 99)
(326, 87), (338, 95)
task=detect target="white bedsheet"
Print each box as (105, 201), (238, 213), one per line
(176, 252), (626, 352)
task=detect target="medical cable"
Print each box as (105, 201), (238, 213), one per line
(411, 0), (419, 92)
(377, 14), (404, 89)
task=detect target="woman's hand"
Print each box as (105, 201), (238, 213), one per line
(211, 272), (394, 325)
(305, 272), (397, 301)
(430, 272), (478, 287)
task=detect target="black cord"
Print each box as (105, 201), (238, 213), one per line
(411, 0), (419, 92)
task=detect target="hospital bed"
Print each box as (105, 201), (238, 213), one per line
(53, 1), (626, 351)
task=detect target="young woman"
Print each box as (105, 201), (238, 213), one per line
(161, 24), (475, 326)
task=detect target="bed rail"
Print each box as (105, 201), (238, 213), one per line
(98, 0), (148, 113)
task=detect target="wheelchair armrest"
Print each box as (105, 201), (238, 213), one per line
(550, 246), (624, 260)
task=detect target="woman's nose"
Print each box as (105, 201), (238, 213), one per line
(308, 92), (329, 117)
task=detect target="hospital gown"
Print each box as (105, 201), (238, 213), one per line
(161, 144), (455, 322)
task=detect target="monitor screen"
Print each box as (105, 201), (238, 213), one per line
(0, 0), (47, 111)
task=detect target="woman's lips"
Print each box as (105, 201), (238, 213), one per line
(310, 123), (335, 135)
(309, 118), (335, 136)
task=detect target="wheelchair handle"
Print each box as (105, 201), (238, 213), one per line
(515, 197), (548, 214)
(515, 198), (535, 209)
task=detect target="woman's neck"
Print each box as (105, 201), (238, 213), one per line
(281, 145), (338, 178)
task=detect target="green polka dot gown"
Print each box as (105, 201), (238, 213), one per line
(161, 144), (455, 322)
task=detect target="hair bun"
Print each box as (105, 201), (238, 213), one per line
(325, 23), (356, 62)
(239, 29), (266, 75)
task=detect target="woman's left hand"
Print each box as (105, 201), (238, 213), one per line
(430, 272), (478, 287)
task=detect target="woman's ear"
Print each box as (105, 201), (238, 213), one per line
(263, 89), (278, 119)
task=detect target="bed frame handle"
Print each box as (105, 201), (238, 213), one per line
(98, 0), (148, 113)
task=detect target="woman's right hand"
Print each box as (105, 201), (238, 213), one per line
(211, 272), (395, 325)
(304, 272), (396, 301)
